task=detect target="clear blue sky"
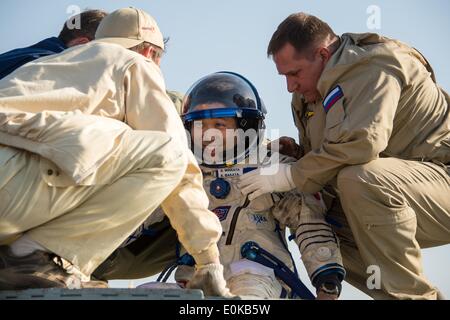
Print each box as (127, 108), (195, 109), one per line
(1, 0), (448, 299)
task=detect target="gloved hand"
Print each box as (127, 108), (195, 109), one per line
(186, 263), (234, 298)
(268, 136), (303, 159)
(316, 290), (339, 300)
(238, 163), (296, 200)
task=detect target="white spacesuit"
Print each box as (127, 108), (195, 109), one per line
(173, 72), (346, 299)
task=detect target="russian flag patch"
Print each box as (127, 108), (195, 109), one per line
(323, 85), (344, 113)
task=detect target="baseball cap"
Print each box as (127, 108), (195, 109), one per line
(95, 7), (164, 50)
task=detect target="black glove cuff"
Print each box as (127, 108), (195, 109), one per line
(313, 272), (343, 297)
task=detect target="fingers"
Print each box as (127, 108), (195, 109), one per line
(221, 288), (235, 298)
(186, 263), (235, 298)
(238, 172), (262, 190)
(239, 176), (265, 195)
(240, 185), (254, 196)
(238, 176), (256, 189)
(316, 291), (338, 300)
(240, 183), (265, 200)
(248, 189), (264, 201)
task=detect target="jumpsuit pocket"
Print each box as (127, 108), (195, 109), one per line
(361, 208), (416, 230)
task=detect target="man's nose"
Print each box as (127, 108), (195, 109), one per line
(286, 77), (298, 93)
(201, 125), (217, 142)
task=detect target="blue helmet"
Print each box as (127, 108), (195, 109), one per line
(182, 71), (267, 167)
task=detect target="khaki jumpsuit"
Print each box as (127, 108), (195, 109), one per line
(289, 33), (450, 299)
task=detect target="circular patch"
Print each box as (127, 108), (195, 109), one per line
(315, 247), (332, 261)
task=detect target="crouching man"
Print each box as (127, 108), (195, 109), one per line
(0, 8), (231, 297)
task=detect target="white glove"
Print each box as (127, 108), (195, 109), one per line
(186, 263), (234, 298)
(238, 163), (296, 200)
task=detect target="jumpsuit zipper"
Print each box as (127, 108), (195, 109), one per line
(225, 197), (250, 245)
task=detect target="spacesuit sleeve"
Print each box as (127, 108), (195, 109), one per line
(272, 190), (345, 286)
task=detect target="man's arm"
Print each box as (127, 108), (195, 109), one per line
(122, 59), (222, 265)
(291, 65), (402, 193)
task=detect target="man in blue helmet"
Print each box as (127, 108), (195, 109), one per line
(172, 72), (346, 299)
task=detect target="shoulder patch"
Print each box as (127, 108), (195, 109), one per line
(212, 206), (231, 221)
(323, 85), (344, 113)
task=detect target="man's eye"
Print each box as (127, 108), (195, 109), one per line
(287, 70), (300, 77)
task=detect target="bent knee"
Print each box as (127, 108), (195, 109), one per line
(336, 160), (390, 193)
(336, 161), (411, 216)
(336, 161), (389, 206)
(336, 164), (368, 196)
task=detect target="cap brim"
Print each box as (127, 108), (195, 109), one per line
(95, 37), (144, 49)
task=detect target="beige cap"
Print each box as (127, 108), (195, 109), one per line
(95, 7), (164, 50)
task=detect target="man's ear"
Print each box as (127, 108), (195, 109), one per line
(66, 37), (91, 47)
(140, 46), (153, 59)
(318, 47), (331, 64)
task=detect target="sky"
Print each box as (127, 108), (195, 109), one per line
(1, 0), (448, 299)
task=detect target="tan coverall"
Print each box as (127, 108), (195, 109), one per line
(0, 41), (222, 276)
(289, 33), (450, 299)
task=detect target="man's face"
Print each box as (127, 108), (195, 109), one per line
(191, 103), (238, 162)
(150, 47), (162, 66)
(273, 42), (325, 103)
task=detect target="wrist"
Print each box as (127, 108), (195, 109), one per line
(192, 245), (220, 266)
